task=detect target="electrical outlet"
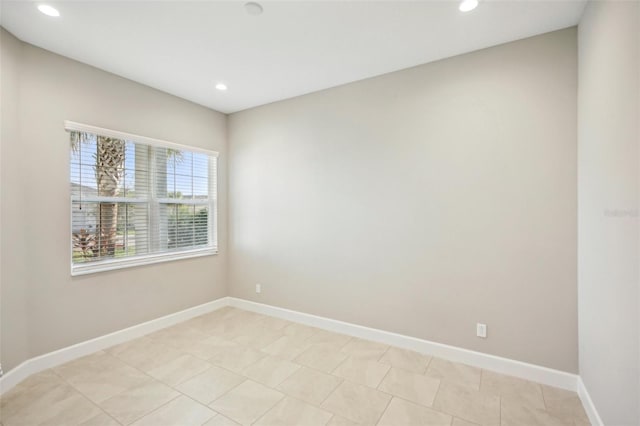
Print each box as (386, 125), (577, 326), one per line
(256, 284), (261, 294)
(476, 323), (487, 338)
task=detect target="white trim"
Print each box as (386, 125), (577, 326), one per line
(577, 377), (604, 426)
(64, 120), (219, 157)
(156, 198), (211, 205)
(228, 298), (579, 391)
(71, 247), (218, 276)
(71, 196), (147, 204)
(1, 296), (581, 399)
(68, 122), (219, 276)
(0, 297), (230, 395)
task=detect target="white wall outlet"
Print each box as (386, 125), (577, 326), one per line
(476, 323), (487, 338)
(255, 284), (261, 294)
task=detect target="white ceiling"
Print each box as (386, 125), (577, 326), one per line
(1, 0), (586, 114)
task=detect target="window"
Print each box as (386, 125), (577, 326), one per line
(67, 121), (218, 275)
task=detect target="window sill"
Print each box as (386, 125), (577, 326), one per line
(71, 247), (218, 276)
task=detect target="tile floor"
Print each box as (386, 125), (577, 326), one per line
(0, 307), (590, 426)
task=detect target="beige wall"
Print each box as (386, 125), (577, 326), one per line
(1, 28), (30, 372)
(578, 1), (640, 424)
(1, 25), (583, 377)
(229, 28), (578, 372)
(0, 29), (228, 371)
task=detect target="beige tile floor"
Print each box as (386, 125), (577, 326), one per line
(0, 307), (590, 426)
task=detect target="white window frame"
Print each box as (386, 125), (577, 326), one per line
(66, 121), (218, 276)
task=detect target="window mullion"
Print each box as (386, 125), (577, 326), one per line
(191, 155), (195, 247)
(149, 146), (161, 253)
(209, 156), (216, 249)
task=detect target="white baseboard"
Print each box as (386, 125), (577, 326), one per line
(577, 377), (604, 426)
(228, 297), (579, 391)
(0, 297), (230, 395)
(1, 295), (580, 399)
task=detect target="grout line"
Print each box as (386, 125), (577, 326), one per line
(431, 374), (444, 409)
(329, 353), (351, 375)
(370, 386), (453, 417)
(206, 377), (249, 408)
(338, 337), (354, 351)
(50, 367), (125, 425)
(541, 384), (549, 411)
(91, 362), (182, 424)
(374, 393), (394, 426)
(168, 366), (243, 412)
(205, 308), (551, 425)
(317, 376), (345, 407)
(424, 353), (434, 370)
(80, 338), (246, 423)
(123, 310), (481, 424)
(283, 322), (321, 342)
(249, 392), (348, 426)
(293, 342), (345, 367)
(375, 365), (393, 390)
(452, 417), (480, 426)
(9, 306), (574, 426)
(124, 392), (183, 425)
(248, 388), (287, 426)
(5, 310), (245, 425)
(376, 345), (391, 363)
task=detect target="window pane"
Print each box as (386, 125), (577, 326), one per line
(175, 204), (195, 248)
(70, 135), (98, 196)
(72, 202), (149, 263)
(70, 134), (97, 166)
(193, 153), (209, 179)
(193, 177), (208, 199)
(72, 201), (99, 263)
(167, 204), (194, 249)
(194, 206), (209, 246)
(165, 203), (209, 249)
(123, 142), (147, 198)
(173, 175), (193, 200)
(69, 128), (217, 273)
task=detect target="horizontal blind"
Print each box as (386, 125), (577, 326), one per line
(69, 125), (217, 272)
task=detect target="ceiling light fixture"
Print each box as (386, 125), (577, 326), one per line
(245, 2), (263, 16)
(215, 83), (228, 91)
(459, 0), (478, 12)
(37, 4), (60, 17)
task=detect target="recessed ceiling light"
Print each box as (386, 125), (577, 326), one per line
(215, 83), (228, 91)
(245, 2), (263, 16)
(459, 0), (478, 12)
(37, 4), (60, 17)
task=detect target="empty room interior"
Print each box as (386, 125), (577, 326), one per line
(0, 0), (638, 425)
